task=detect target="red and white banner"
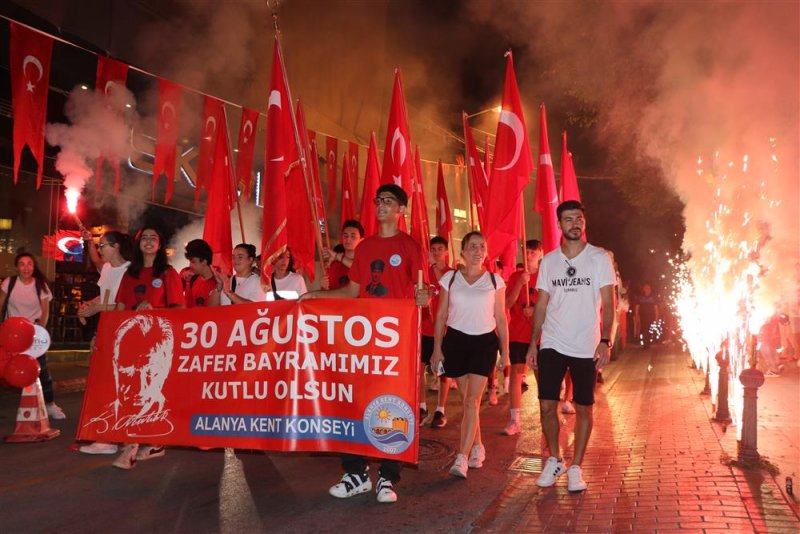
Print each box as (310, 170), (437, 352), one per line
(77, 299), (420, 463)
(94, 56), (129, 193)
(10, 22), (53, 188)
(236, 107), (259, 199)
(152, 78), (183, 203)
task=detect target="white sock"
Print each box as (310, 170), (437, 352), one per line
(436, 406), (445, 415)
(420, 402), (427, 411)
(510, 408), (520, 422)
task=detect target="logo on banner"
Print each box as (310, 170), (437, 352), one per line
(363, 395), (414, 455)
(82, 315), (176, 438)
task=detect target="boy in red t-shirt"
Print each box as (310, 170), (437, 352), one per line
(301, 184), (429, 505)
(322, 220), (364, 290)
(503, 239), (543, 435)
(184, 239), (221, 308)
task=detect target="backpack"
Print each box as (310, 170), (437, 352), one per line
(2, 275), (48, 320)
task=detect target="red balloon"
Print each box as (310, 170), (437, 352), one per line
(3, 354), (40, 388)
(0, 317), (36, 353)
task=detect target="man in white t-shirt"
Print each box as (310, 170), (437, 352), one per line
(526, 200), (616, 493)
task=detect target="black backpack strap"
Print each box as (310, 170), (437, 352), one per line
(448, 270), (458, 290)
(271, 275), (285, 300)
(2, 276), (18, 320)
(231, 276), (237, 292)
(490, 272), (497, 289)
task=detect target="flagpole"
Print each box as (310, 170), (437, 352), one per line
(462, 113), (477, 231)
(222, 106), (247, 245)
(272, 18), (329, 278)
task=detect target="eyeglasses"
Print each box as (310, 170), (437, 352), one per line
(373, 196), (399, 206)
(97, 243), (109, 250)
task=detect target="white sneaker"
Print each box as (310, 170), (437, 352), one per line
(468, 443), (486, 468)
(449, 453), (468, 478)
(46, 403), (66, 420)
(488, 387), (498, 406)
(560, 400), (576, 414)
(79, 442), (118, 455)
(536, 456), (566, 487)
(567, 464), (588, 492)
(112, 444), (139, 470)
(329, 470), (372, 498)
(375, 477), (397, 503)
(503, 420), (521, 436)
(135, 445), (166, 461)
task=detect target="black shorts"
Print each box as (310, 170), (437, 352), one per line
(537, 348), (597, 405)
(442, 327), (498, 378)
(421, 335), (434, 364)
(510, 341), (530, 365)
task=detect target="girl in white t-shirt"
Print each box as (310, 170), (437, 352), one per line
(0, 252), (62, 419)
(267, 249), (307, 301)
(431, 232), (510, 479)
(218, 243), (267, 305)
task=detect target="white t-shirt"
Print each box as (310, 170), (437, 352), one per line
(536, 244), (616, 358)
(439, 270), (505, 335)
(1, 277), (53, 323)
(97, 261), (130, 305)
(221, 273), (267, 305)
(266, 272), (307, 301)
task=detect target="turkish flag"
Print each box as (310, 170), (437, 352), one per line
(436, 160), (453, 239)
(340, 157), (356, 223)
(42, 230), (82, 261)
(94, 56), (129, 193)
(484, 51), (533, 263)
(10, 22), (53, 188)
(203, 114), (234, 274)
(325, 136), (338, 214)
(463, 114), (489, 230)
(308, 129), (327, 238)
(535, 104), (560, 253)
(380, 68), (414, 216)
(359, 132), (381, 237)
(152, 78), (183, 203)
(559, 131), (581, 202)
(483, 134), (492, 177)
(195, 96), (225, 205)
(235, 107), (259, 199)
(411, 147), (430, 257)
(262, 36), (294, 282)
(286, 101), (317, 282)
(348, 141), (359, 204)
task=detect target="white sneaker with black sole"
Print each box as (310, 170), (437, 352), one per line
(329, 470), (372, 498)
(536, 456), (566, 487)
(567, 464), (587, 492)
(136, 445), (166, 461)
(375, 477), (397, 503)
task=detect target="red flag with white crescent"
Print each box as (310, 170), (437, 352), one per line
(559, 130), (585, 242)
(203, 114), (234, 274)
(463, 115), (489, 230)
(340, 157), (356, 224)
(348, 141), (359, 204)
(325, 136), (338, 214)
(359, 132), (381, 237)
(262, 36), (294, 282)
(436, 160), (453, 239)
(195, 96), (225, 205)
(380, 68), (413, 230)
(235, 107), (259, 199)
(152, 78), (183, 203)
(286, 101), (317, 282)
(94, 56), (129, 193)
(483, 134), (492, 177)
(535, 104), (561, 253)
(308, 130), (327, 235)
(484, 51), (533, 265)
(10, 22), (53, 188)
(411, 147), (430, 257)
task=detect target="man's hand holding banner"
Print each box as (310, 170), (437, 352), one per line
(77, 299), (420, 463)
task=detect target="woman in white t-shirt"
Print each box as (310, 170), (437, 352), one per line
(431, 231), (510, 479)
(218, 243), (267, 305)
(0, 252), (62, 419)
(267, 249), (307, 301)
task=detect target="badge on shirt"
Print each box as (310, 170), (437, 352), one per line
(151, 278), (163, 289)
(389, 254), (402, 267)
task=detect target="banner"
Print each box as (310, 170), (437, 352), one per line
(77, 299), (421, 463)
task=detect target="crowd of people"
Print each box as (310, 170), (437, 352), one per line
(2, 188), (797, 504)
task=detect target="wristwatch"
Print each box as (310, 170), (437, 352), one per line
(600, 338), (613, 349)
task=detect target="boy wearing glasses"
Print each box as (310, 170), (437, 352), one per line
(301, 183), (429, 504)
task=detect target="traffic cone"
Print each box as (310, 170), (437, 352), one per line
(4, 378), (61, 442)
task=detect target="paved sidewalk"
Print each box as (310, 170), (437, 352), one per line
(473, 347), (800, 533)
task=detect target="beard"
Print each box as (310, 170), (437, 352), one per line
(563, 228), (583, 241)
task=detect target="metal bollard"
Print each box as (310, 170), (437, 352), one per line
(737, 366), (765, 463)
(714, 344), (732, 424)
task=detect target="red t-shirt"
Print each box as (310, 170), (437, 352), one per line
(328, 260), (351, 290)
(420, 264), (454, 337)
(349, 232), (427, 299)
(186, 275), (217, 308)
(117, 266), (185, 310)
(506, 269), (537, 343)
